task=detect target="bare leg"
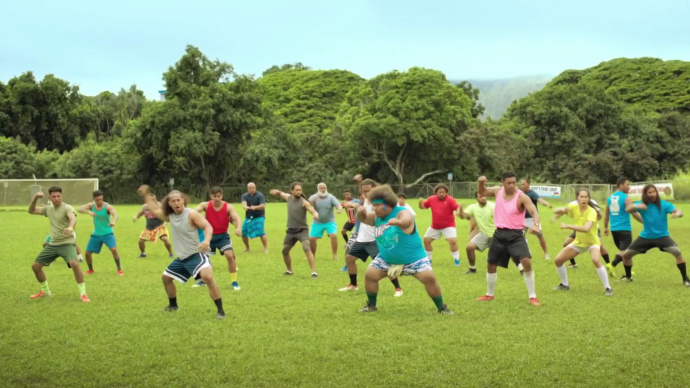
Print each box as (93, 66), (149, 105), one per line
(32, 262), (47, 282)
(138, 239), (146, 254)
(329, 234), (338, 259)
(161, 236), (174, 255)
(310, 237), (318, 256)
(260, 235), (268, 253)
(242, 237), (250, 252)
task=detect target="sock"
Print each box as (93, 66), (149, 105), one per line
(597, 266), (611, 289)
(77, 254), (83, 261)
(77, 282), (86, 296)
(366, 292), (378, 307)
(349, 274), (357, 286)
(431, 295), (444, 310)
(114, 258), (121, 271)
(569, 259), (577, 266)
(486, 273), (497, 296)
(518, 263), (524, 272)
(231, 272), (238, 282)
(40, 281), (50, 294)
(624, 264), (632, 278)
(557, 265), (569, 286)
(169, 297), (178, 308)
(612, 254), (623, 267)
(677, 262), (687, 280)
(469, 266), (476, 270)
(602, 253), (610, 264)
(523, 271), (536, 299)
(544, 253), (550, 260)
(426, 251), (433, 262)
(451, 251), (460, 262)
(214, 298), (224, 314)
(87, 262), (94, 271)
(390, 278), (401, 289)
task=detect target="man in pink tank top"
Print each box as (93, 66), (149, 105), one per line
(476, 172), (543, 306)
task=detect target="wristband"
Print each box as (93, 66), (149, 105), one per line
(67, 227), (73, 231)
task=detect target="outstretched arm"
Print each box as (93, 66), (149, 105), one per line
(671, 208), (684, 218)
(78, 202), (95, 216)
(538, 198), (552, 208)
(194, 202), (207, 213)
(561, 220), (593, 233)
(418, 197), (427, 210)
(137, 185), (168, 221)
(28, 192), (45, 215)
(478, 176), (499, 197)
(270, 189), (290, 202)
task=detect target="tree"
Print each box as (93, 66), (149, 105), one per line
(262, 62), (311, 76)
(455, 81), (485, 119)
(336, 67), (474, 190)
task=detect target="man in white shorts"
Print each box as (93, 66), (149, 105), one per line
(458, 191), (495, 274)
(418, 184), (461, 266)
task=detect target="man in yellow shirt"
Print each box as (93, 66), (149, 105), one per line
(552, 189), (613, 296)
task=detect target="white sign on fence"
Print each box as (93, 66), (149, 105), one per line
(531, 185), (562, 199)
(628, 183), (674, 200)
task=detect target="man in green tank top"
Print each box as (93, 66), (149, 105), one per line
(78, 190), (122, 276)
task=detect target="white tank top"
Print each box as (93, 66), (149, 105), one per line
(356, 200), (376, 243)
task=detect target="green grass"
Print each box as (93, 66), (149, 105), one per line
(2, 202), (690, 387)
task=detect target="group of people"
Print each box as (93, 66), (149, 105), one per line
(26, 171), (687, 318)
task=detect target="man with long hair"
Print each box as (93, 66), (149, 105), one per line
(619, 184), (687, 286)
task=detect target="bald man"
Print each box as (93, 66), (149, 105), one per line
(241, 182), (268, 253)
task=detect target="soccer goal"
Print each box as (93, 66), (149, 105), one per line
(0, 178), (99, 207)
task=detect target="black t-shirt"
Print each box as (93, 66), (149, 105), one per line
(241, 192), (266, 219)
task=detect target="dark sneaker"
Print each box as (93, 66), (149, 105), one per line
(160, 305), (179, 312)
(217, 311), (226, 320)
(311, 272), (318, 279)
(359, 302), (378, 313)
(438, 304), (454, 315)
(618, 276), (634, 283)
(137, 253), (147, 258)
(553, 283), (570, 291)
(464, 268), (477, 274)
(683, 278), (690, 288)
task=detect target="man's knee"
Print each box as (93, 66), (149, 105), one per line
(301, 240), (311, 252)
(32, 262), (43, 272)
(664, 246), (682, 257)
(224, 250), (236, 261)
(281, 245), (292, 256)
(466, 243), (477, 252)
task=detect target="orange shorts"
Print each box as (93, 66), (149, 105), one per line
(139, 225), (168, 242)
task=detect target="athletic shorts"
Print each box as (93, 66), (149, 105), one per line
(284, 228), (310, 251)
(470, 232), (492, 252)
(163, 252), (211, 283)
(35, 244), (78, 266)
(86, 233), (117, 254)
(567, 244), (601, 254)
(627, 236), (680, 255)
(423, 227), (457, 240)
(612, 231), (632, 251)
(488, 228), (531, 268)
(342, 221), (356, 232)
(139, 225), (168, 242)
(210, 233), (233, 254)
(370, 256), (432, 275)
(242, 217), (266, 239)
(310, 222), (338, 238)
(347, 241), (379, 261)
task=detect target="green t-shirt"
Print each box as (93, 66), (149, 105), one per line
(42, 203), (77, 246)
(465, 201), (496, 237)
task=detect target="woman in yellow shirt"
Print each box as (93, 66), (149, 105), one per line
(552, 189), (613, 296)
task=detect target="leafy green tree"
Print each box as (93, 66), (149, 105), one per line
(455, 81), (485, 119)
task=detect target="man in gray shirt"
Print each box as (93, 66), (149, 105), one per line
(309, 182), (343, 261)
(270, 182), (320, 278)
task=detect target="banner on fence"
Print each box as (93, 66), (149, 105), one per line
(531, 185), (562, 199)
(628, 183), (674, 200)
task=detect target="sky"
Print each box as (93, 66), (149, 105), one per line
(1, 0), (688, 98)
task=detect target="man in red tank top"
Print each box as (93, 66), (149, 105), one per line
(195, 187), (243, 290)
(476, 172), (543, 306)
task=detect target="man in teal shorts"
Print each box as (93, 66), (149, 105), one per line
(241, 182), (268, 253)
(78, 190), (122, 276)
(28, 187), (90, 302)
(309, 182), (343, 260)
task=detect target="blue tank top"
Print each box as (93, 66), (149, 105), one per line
(607, 191), (631, 231)
(374, 206), (427, 265)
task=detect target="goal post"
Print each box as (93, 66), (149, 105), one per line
(0, 178), (99, 207)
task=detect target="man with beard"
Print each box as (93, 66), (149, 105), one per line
(309, 182), (342, 261)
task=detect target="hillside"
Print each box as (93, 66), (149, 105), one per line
(455, 75), (552, 119)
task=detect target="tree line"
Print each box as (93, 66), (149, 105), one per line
(1, 46), (689, 202)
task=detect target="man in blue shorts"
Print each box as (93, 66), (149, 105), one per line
(309, 182), (343, 261)
(78, 190), (122, 276)
(241, 182), (268, 253)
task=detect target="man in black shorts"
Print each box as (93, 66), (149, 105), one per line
(476, 172), (542, 306)
(619, 184), (688, 286)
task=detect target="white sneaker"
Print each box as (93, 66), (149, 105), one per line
(339, 284), (358, 291)
(394, 289), (403, 297)
(544, 254), (550, 261)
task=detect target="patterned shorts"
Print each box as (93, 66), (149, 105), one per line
(370, 256), (432, 275)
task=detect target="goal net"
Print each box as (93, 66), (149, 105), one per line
(0, 178), (99, 207)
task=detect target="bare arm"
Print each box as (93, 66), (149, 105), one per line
(189, 210), (212, 251)
(538, 198), (552, 208)
(625, 201), (645, 213)
(671, 208), (684, 218)
(603, 206), (610, 230)
(270, 189), (290, 202)
(388, 209), (415, 233)
(561, 220), (593, 233)
(107, 204), (118, 226)
(133, 205), (146, 222)
(28, 192), (45, 215)
(227, 204), (243, 236)
(303, 199), (319, 221)
(78, 202), (95, 216)
(418, 198), (427, 210)
(194, 202), (207, 213)
(241, 200), (249, 211)
(355, 205), (376, 226)
(64, 211), (77, 234)
(137, 186), (168, 221)
(477, 176), (499, 197)
(632, 212), (643, 224)
(521, 194), (541, 231)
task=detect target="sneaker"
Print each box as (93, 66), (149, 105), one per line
(454, 259), (460, 266)
(683, 278), (690, 287)
(137, 253), (147, 258)
(359, 301), (378, 313)
(117, 270), (124, 276)
(553, 283), (570, 291)
(339, 284), (359, 291)
(394, 288), (403, 297)
(528, 297), (541, 306)
(464, 268), (477, 274)
(217, 311), (226, 320)
(77, 255), (84, 262)
(438, 303), (454, 315)
(160, 305), (179, 312)
(476, 294), (495, 301)
(605, 287), (613, 297)
(282, 271), (294, 276)
(80, 294), (91, 303)
(544, 254), (551, 261)
(231, 281), (241, 291)
(311, 272), (318, 279)
(567, 264), (578, 269)
(605, 263), (616, 278)
(618, 276), (634, 282)
(192, 280), (206, 287)
(30, 290), (51, 299)
(85, 270), (95, 275)
(340, 265), (348, 272)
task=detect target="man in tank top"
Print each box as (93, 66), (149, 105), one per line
(137, 185), (226, 319)
(476, 172), (542, 306)
(78, 190), (122, 276)
(133, 193), (174, 258)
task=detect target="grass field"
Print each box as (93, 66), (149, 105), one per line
(2, 201), (690, 387)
